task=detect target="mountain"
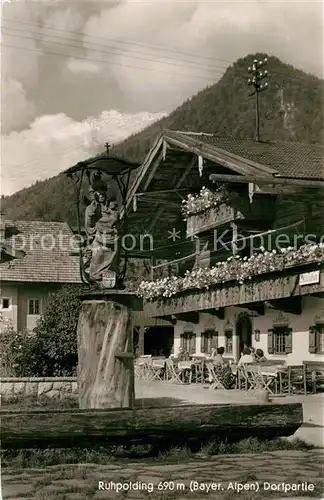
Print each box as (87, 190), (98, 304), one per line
(2, 53), (323, 224)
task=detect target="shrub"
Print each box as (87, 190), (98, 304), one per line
(0, 313), (16, 376)
(2, 285), (83, 377)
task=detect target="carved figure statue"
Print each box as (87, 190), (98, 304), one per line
(83, 173), (120, 286)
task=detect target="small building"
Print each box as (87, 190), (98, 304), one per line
(0, 217), (82, 332)
(126, 130), (324, 364)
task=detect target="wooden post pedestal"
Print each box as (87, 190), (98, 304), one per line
(77, 290), (142, 409)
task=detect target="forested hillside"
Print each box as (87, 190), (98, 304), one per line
(3, 53), (323, 224)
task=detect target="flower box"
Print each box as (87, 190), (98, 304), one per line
(138, 243), (324, 301)
(186, 197), (248, 237)
(186, 196), (274, 237)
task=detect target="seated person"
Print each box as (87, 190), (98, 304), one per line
(255, 349), (267, 363)
(211, 346), (225, 365)
(213, 363), (235, 389)
(238, 347), (255, 367)
(177, 346), (190, 361)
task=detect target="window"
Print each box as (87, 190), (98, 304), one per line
(1, 298), (11, 309)
(28, 299), (40, 315)
(201, 329), (218, 354)
(309, 326), (324, 354)
(180, 333), (196, 354)
(268, 327), (292, 354)
(224, 329), (233, 354)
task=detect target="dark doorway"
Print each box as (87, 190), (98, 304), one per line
(144, 326), (174, 357)
(236, 314), (252, 354)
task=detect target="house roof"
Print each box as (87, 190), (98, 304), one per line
(121, 129), (324, 256)
(0, 220), (82, 284)
(164, 130), (324, 180)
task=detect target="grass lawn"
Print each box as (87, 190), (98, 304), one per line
(1, 436), (316, 469)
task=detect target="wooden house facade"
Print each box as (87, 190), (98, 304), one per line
(126, 130), (324, 364)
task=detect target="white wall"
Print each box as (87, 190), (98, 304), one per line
(1, 283), (57, 333)
(253, 296), (324, 365)
(0, 284), (18, 332)
(173, 296), (324, 365)
(18, 285), (55, 332)
(26, 313), (41, 331)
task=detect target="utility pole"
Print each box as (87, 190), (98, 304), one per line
(248, 57), (269, 141)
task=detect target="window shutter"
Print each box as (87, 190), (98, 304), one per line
(189, 333), (196, 354)
(309, 326), (317, 354)
(212, 331), (218, 350)
(200, 333), (205, 353)
(267, 329), (275, 354)
(285, 328), (293, 354)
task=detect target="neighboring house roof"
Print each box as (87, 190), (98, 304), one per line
(164, 130), (324, 180)
(0, 220), (82, 283)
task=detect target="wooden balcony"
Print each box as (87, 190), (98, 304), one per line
(186, 195), (274, 237)
(143, 262), (324, 318)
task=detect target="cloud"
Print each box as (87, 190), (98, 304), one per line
(66, 58), (101, 74)
(1, 0), (86, 132)
(1, 3), (43, 131)
(1, 110), (166, 195)
(4, 0), (322, 124)
(81, 0), (323, 99)
(1, 78), (36, 134)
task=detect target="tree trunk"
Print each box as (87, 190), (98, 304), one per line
(77, 298), (134, 409)
(0, 403), (302, 449)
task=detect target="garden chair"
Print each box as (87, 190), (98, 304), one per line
(303, 361), (324, 394)
(191, 358), (204, 383)
(134, 356), (147, 379)
(205, 361), (226, 390)
(178, 361), (193, 384)
(236, 366), (246, 390)
(165, 358), (182, 384)
(251, 365), (277, 394)
(286, 365), (307, 395)
(137, 356), (153, 380)
(242, 364), (258, 391)
(134, 358), (144, 379)
(150, 358), (166, 381)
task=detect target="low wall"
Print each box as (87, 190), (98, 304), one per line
(0, 377), (78, 401)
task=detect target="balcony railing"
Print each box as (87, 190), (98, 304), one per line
(186, 196), (274, 237)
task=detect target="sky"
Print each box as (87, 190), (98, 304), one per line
(1, 0), (323, 195)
